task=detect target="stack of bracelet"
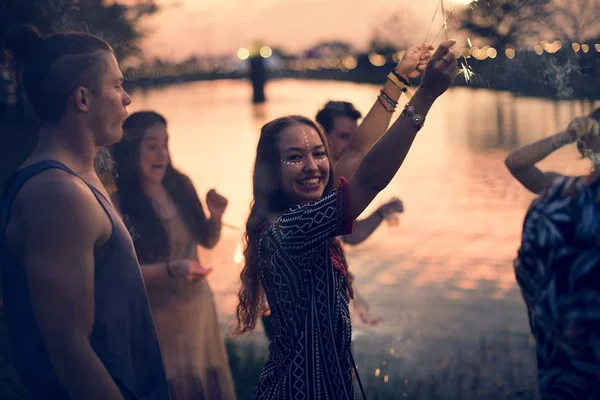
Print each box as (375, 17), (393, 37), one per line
(387, 69), (412, 99)
(377, 88), (398, 113)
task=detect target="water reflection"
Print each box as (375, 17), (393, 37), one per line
(128, 79), (599, 360)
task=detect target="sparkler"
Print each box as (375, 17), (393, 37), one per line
(425, 0), (477, 84)
(423, 2), (441, 44)
(429, 8), (455, 46)
(458, 37), (475, 83)
(440, 0), (448, 41)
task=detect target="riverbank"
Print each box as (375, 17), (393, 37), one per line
(124, 48), (600, 101)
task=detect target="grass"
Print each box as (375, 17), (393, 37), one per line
(0, 307), (537, 400)
(351, 333), (538, 400)
(225, 333), (539, 400)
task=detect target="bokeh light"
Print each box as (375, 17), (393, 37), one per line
(259, 46), (272, 58)
(237, 47), (250, 60)
(368, 52), (386, 67)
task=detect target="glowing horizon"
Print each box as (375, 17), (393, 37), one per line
(139, 0), (447, 60)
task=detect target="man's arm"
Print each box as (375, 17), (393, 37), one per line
(12, 172), (124, 400)
(505, 117), (599, 195)
(504, 132), (568, 194)
(342, 198), (403, 245)
(342, 212), (384, 246)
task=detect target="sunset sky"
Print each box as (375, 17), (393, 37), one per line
(139, 0), (470, 60)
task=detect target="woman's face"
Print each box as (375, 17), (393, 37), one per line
(277, 123), (331, 205)
(139, 122), (170, 185)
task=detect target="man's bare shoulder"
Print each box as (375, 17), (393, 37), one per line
(110, 191), (121, 211)
(9, 169), (109, 248)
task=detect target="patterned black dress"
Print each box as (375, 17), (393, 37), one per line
(515, 175), (600, 399)
(254, 179), (355, 399)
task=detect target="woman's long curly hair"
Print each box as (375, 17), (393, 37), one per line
(234, 115), (353, 335)
(111, 111), (213, 263)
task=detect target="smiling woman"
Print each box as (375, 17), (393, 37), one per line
(110, 111), (237, 399)
(233, 38), (459, 399)
(139, 122), (170, 185)
(278, 123), (331, 204)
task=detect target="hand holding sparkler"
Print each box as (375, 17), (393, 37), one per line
(423, 0), (475, 84)
(419, 40), (459, 99)
(396, 44), (434, 80)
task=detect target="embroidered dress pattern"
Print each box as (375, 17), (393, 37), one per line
(255, 179), (355, 399)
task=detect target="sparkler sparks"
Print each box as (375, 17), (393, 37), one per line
(458, 61), (475, 82)
(233, 242), (244, 264)
(459, 37), (476, 83)
(425, 0), (477, 83)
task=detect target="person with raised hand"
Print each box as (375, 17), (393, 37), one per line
(505, 109), (600, 194)
(235, 40), (458, 399)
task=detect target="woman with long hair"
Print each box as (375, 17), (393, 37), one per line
(235, 40), (458, 399)
(111, 111), (236, 400)
(258, 43), (433, 340)
(505, 108), (600, 194)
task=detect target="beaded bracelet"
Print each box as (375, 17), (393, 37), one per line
(391, 69), (411, 87)
(377, 95), (395, 113)
(379, 89), (398, 108)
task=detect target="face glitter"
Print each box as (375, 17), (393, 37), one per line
(281, 125), (326, 165)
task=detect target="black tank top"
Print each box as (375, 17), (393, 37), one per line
(0, 160), (171, 399)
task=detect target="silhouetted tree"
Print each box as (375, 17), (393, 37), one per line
(456, 0), (551, 48)
(368, 10), (414, 53)
(0, 0), (159, 180)
(305, 41), (356, 58)
(546, 0), (600, 43)
(0, 0), (159, 63)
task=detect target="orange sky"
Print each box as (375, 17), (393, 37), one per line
(139, 0), (450, 60)
(132, 0), (590, 61)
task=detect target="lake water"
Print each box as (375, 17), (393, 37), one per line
(128, 79), (599, 379)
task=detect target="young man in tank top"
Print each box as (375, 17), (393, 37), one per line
(0, 27), (170, 399)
